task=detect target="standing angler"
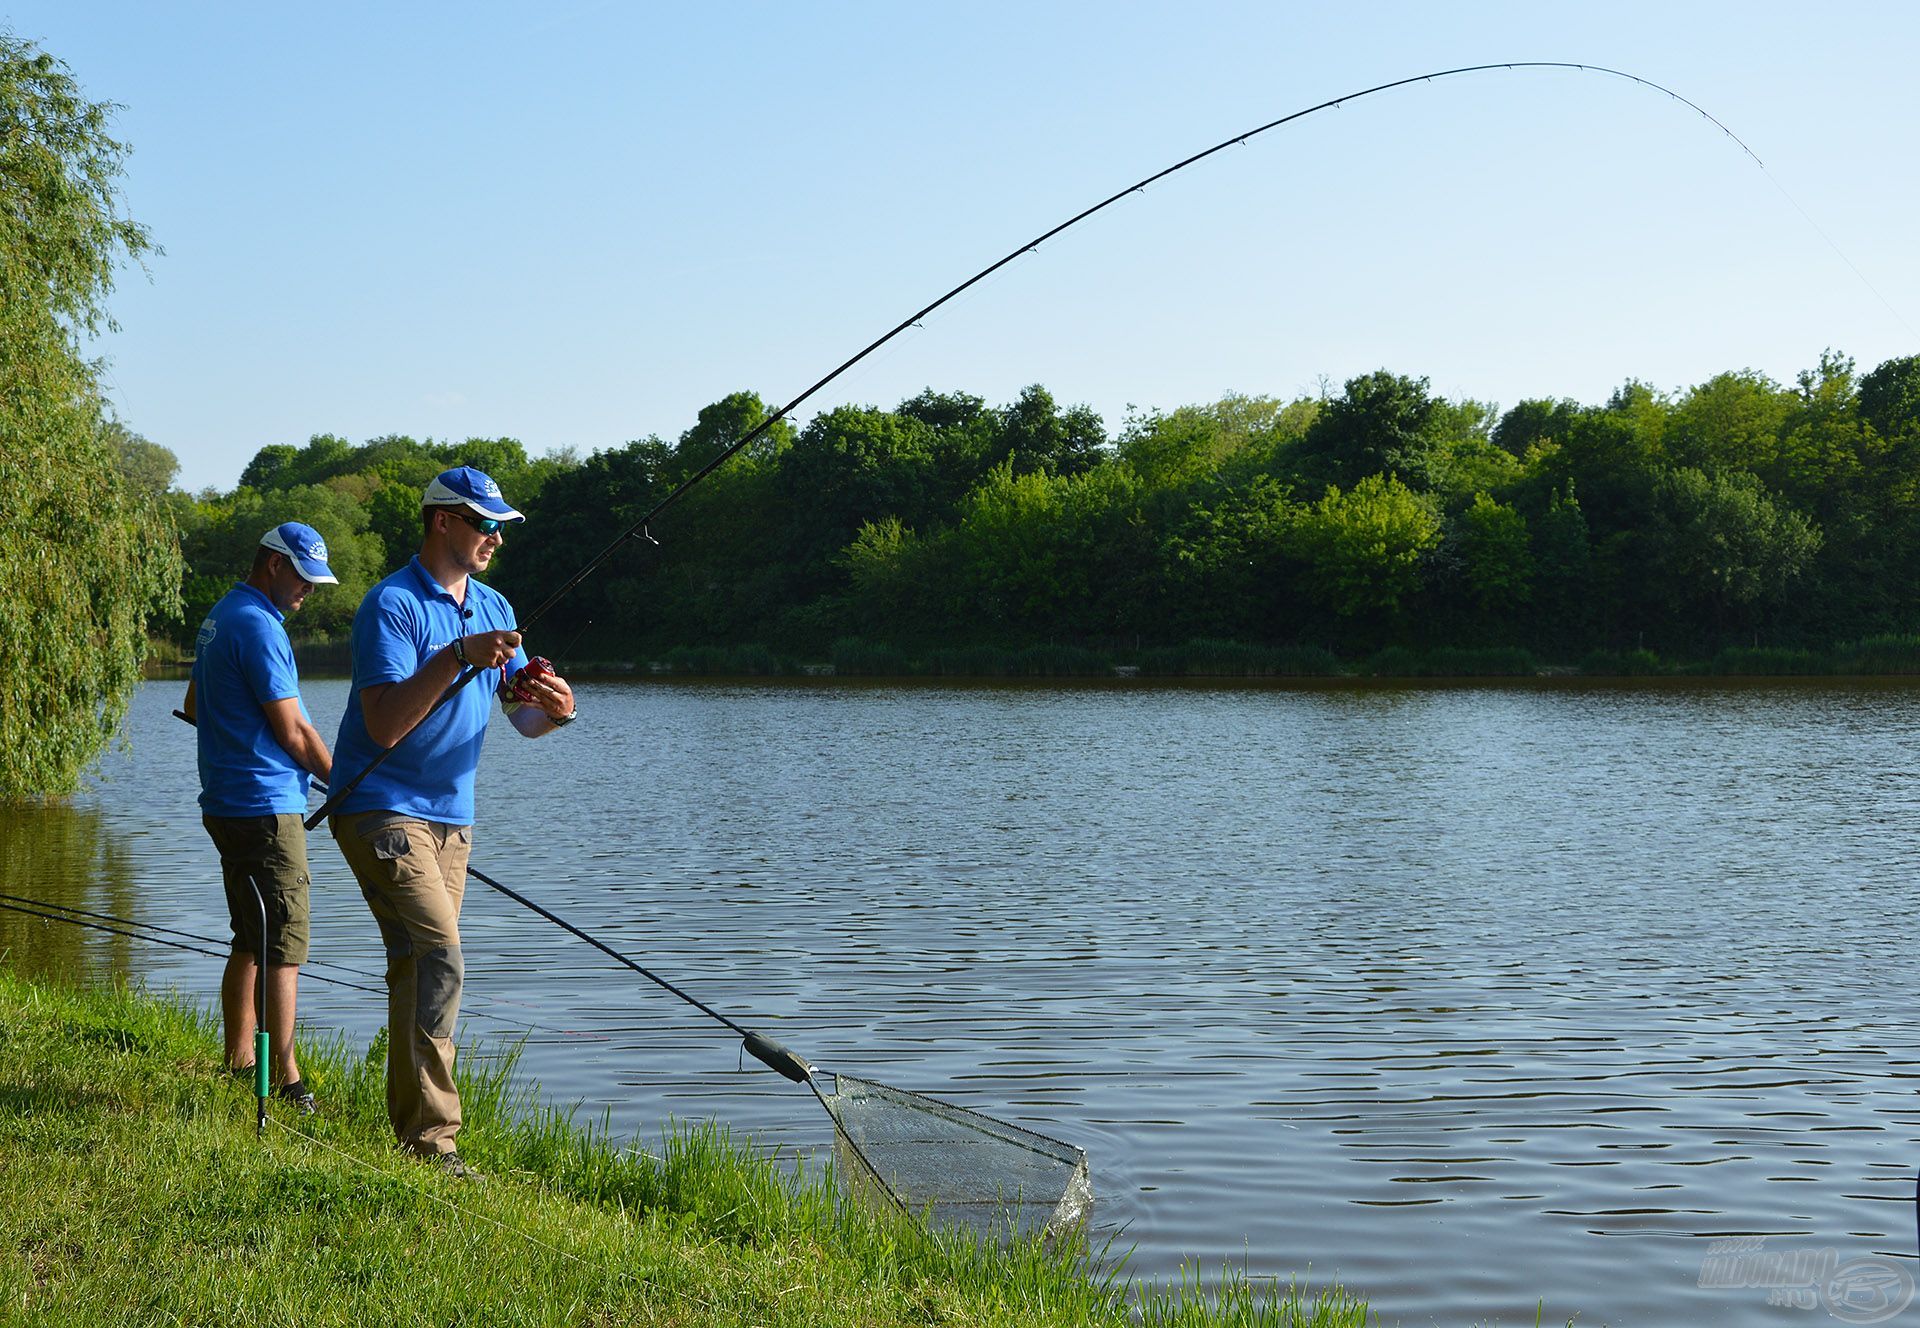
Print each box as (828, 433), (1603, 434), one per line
(329, 466), (575, 1177)
(184, 522), (337, 1113)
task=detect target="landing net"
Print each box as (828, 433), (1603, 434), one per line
(819, 1072), (1092, 1241)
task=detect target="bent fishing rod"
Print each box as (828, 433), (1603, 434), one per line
(306, 60), (1760, 830)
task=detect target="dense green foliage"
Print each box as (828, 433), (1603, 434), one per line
(167, 349), (1920, 669)
(0, 35), (181, 800)
(0, 969), (1374, 1326)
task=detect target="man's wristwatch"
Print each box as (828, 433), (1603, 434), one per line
(549, 708), (576, 727)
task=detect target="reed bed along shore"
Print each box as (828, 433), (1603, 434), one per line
(0, 969), (1376, 1327)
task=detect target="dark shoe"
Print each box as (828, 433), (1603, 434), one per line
(276, 1079), (317, 1115)
(410, 1148), (480, 1179)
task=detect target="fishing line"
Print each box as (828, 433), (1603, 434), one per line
(0, 886), (379, 986)
(307, 60), (1771, 828)
(0, 892), (604, 1040)
(811, 241), (1045, 408)
(0, 895), (375, 991)
(1751, 167), (1918, 342)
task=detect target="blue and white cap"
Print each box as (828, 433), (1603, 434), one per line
(260, 522), (339, 584)
(422, 466), (525, 522)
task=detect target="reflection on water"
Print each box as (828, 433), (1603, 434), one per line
(4, 676), (1920, 1326)
(0, 803), (148, 983)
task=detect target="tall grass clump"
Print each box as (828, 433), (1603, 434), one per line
(1136, 639), (1340, 677)
(727, 642), (787, 675)
(924, 644), (1007, 675)
(920, 643), (1113, 676)
(1428, 646), (1536, 676)
(1710, 647), (1830, 676)
(1356, 646), (1421, 677)
(1363, 646), (1536, 677)
(658, 643), (791, 675)
(1136, 1267), (1370, 1327)
(660, 644), (732, 675)
(1004, 644), (1111, 676)
(1579, 648), (1664, 677)
(830, 636), (910, 676)
(1830, 633), (1920, 674)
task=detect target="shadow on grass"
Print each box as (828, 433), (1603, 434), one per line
(0, 1082), (121, 1117)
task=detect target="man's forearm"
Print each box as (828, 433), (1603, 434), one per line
(361, 647), (462, 747)
(295, 721), (333, 782)
(261, 698), (332, 782)
(508, 705), (557, 738)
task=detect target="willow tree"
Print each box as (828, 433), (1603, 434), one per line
(0, 34), (180, 801)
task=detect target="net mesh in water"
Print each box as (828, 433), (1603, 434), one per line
(820, 1072), (1092, 1241)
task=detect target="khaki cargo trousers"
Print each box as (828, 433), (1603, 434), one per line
(332, 812), (471, 1155)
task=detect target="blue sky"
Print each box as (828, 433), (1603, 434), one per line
(8, 2), (1918, 492)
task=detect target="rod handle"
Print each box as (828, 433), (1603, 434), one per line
(743, 1030), (814, 1084)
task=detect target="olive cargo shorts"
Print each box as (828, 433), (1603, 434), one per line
(332, 811), (472, 1154)
(202, 813), (312, 966)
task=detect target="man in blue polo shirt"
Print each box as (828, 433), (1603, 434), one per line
(186, 522), (337, 1114)
(330, 466), (575, 1176)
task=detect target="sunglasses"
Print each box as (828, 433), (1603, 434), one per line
(444, 509), (506, 536)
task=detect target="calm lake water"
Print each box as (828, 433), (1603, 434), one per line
(5, 676), (1920, 1326)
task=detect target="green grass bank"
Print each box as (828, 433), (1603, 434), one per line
(0, 970), (1373, 1327)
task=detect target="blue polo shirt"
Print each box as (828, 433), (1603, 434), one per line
(193, 584), (312, 817)
(331, 557), (527, 825)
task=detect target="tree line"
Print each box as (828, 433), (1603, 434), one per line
(149, 350), (1920, 666)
